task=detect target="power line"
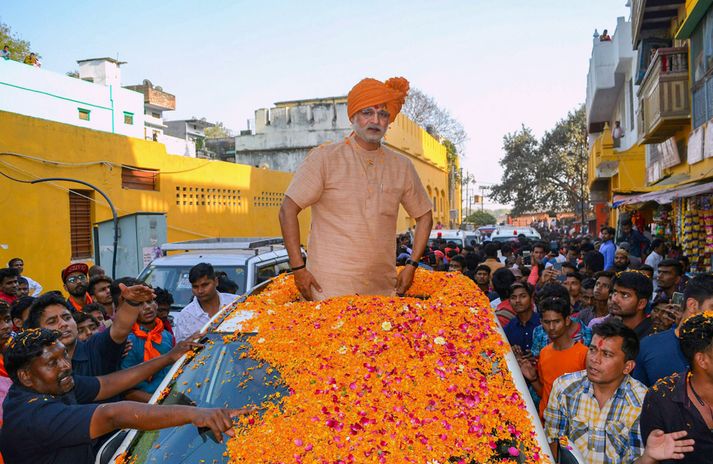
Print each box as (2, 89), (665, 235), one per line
(0, 159), (214, 239)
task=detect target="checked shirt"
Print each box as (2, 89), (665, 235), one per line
(544, 370), (647, 464)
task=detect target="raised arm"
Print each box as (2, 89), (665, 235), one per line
(395, 210), (433, 295)
(90, 402), (253, 442)
(279, 196), (321, 300)
(94, 338), (200, 401)
(109, 284), (155, 344)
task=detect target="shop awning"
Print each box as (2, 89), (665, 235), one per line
(612, 181), (713, 208)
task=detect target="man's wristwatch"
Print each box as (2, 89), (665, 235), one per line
(405, 259), (419, 268)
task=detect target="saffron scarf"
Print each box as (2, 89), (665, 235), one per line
(131, 318), (165, 362)
(68, 293), (93, 312)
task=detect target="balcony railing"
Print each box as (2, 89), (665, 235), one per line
(637, 47), (690, 144)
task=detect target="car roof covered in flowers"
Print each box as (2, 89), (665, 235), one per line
(108, 270), (577, 464)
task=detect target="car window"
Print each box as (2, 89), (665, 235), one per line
(255, 262), (277, 284)
(125, 333), (287, 464)
(139, 265), (247, 307)
(275, 260), (290, 275)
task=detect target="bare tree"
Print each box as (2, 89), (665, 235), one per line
(402, 88), (468, 152)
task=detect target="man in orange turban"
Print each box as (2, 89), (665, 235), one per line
(280, 77), (433, 301)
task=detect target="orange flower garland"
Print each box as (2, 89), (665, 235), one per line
(225, 269), (550, 463)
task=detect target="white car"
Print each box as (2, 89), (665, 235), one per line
(137, 237), (293, 310)
(428, 229), (469, 248)
(489, 226), (542, 243)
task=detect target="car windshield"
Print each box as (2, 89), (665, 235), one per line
(124, 332), (287, 464)
(139, 265), (247, 308)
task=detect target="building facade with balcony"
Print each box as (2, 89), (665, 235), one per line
(615, 1), (713, 200)
(585, 16), (648, 232)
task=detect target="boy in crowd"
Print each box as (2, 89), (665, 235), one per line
(518, 297), (588, 419)
(8, 258), (42, 296)
(609, 271), (653, 340)
(154, 287), (175, 335)
(491, 268), (517, 326)
(505, 282), (539, 352)
(563, 272), (583, 313)
(16, 277), (30, 299)
(578, 271), (614, 326)
(88, 275), (115, 318)
(0, 268), (18, 305)
(73, 312), (100, 342)
(121, 293), (175, 402)
(10, 296), (34, 331)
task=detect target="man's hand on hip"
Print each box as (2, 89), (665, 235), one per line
(395, 265), (416, 296)
(294, 268), (322, 301)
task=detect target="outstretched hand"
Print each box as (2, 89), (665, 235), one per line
(192, 407), (256, 443)
(643, 429), (695, 461)
(119, 283), (155, 305)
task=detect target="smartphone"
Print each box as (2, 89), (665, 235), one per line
(672, 292), (685, 306)
(552, 262), (563, 272)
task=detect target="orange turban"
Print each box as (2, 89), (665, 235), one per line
(347, 77), (410, 123)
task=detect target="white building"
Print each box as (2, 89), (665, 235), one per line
(165, 119), (215, 158)
(124, 79), (176, 141)
(233, 97), (352, 171)
(586, 17), (640, 152)
(0, 57), (145, 139)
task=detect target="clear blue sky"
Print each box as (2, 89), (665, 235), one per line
(2, 0), (630, 208)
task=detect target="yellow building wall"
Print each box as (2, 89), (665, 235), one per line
(385, 113), (457, 230)
(0, 110), (305, 291)
(0, 110), (458, 291)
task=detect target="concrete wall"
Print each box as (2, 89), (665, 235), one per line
(0, 59), (145, 139)
(0, 110), (307, 291)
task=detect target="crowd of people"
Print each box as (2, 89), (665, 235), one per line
(398, 222), (713, 462)
(0, 259), (251, 463)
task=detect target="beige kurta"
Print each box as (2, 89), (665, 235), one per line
(285, 135), (432, 300)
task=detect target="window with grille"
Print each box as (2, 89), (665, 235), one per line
(122, 166), (159, 191)
(124, 112), (134, 125)
(78, 108), (90, 121)
(69, 190), (93, 259)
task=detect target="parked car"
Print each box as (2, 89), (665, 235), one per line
(97, 274), (583, 464)
(137, 237), (292, 310)
(489, 226), (542, 243)
(428, 229), (468, 248)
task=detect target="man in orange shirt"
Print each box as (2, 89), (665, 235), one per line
(279, 77), (433, 300)
(519, 296), (588, 419)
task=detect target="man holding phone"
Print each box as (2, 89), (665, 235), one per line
(652, 259), (683, 306)
(633, 274), (713, 387)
